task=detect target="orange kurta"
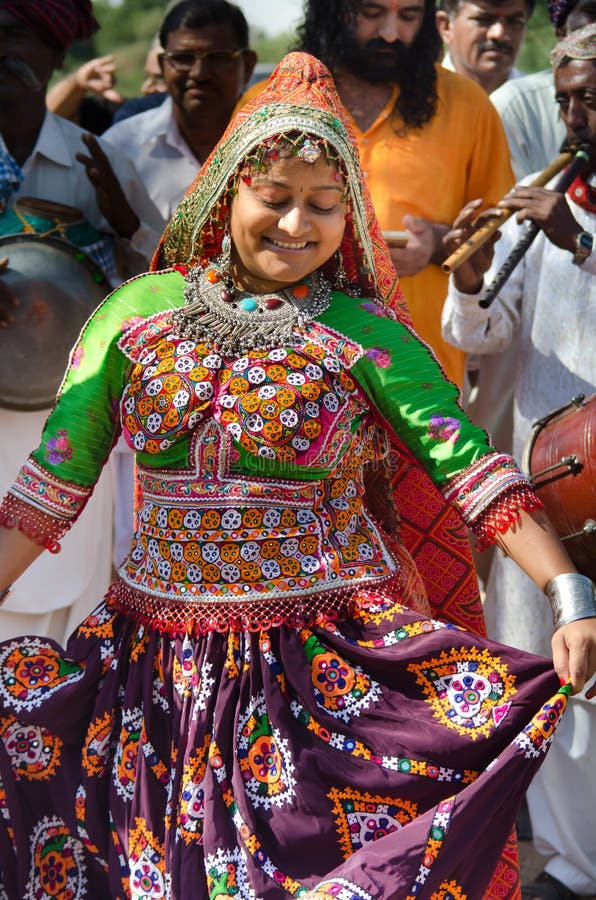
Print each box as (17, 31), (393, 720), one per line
(239, 66), (514, 386)
(350, 66), (514, 386)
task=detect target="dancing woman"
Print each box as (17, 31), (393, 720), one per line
(0, 53), (594, 899)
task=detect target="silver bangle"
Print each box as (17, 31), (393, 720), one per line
(545, 573), (596, 629)
(0, 585), (12, 606)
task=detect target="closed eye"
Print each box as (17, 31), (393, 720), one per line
(310, 203), (340, 213)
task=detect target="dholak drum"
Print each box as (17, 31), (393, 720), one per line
(522, 394), (596, 580)
(0, 231), (107, 410)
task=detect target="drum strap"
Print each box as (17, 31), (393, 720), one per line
(12, 203), (84, 240)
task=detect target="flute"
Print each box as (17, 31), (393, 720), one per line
(442, 150), (574, 275)
(479, 147), (590, 309)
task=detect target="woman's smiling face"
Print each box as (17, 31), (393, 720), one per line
(229, 152), (347, 293)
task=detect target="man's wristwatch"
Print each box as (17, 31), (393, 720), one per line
(572, 230), (593, 266)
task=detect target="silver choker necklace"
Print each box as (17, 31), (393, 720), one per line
(171, 258), (332, 354)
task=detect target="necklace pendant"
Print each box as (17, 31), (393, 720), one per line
(291, 283), (309, 299)
(176, 258), (332, 354)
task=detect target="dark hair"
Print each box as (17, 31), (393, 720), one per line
(566, 0), (596, 30)
(437, 0), (535, 15)
(159, 0), (249, 50)
(295, 0), (442, 131)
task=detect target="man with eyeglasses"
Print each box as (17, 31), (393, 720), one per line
(103, 2), (256, 571)
(103, 0), (256, 223)
(436, 0), (533, 95)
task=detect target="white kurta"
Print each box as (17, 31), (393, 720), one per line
(16, 110), (164, 264)
(103, 97), (202, 223)
(442, 188), (596, 893)
(0, 110), (162, 644)
(491, 69), (566, 182)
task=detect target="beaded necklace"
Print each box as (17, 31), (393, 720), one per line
(171, 257), (332, 354)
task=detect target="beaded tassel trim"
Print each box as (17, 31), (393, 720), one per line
(442, 453), (536, 527)
(0, 494), (66, 553)
(105, 571), (404, 637)
(473, 484), (543, 552)
(9, 456), (90, 522)
(171, 263), (333, 355)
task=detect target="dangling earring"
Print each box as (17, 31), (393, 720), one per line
(333, 248), (351, 292)
(220, 229), (231, 268)
(215, 227), (237, 303)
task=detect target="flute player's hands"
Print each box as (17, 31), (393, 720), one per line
(387, 217), (450, 277)
(443, 199), (501, 294)
(499, 185), (582, 253)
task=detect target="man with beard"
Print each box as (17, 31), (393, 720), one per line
(294, 0), (514, 387)
(0, 0), (163, 644)
(436, 0), (533, 95)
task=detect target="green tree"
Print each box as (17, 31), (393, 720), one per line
(252, 29), (294, 64)
(60, 0), (557, 99)
(518, 4), (556, 73)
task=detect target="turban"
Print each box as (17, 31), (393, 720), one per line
(0, 0), (99, 50)
(551, 21), (596, 68)
(548, 0), (578, 28)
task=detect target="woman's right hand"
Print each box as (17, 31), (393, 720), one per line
(552, 615), (596, 699)
(443, 198), (501, 295)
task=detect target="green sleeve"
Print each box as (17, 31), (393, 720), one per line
(27, 270), (184, 492)
(320, 293), (494, 486)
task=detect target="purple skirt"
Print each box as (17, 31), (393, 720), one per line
(0, 592), (561, 899)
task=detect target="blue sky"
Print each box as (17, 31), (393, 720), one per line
(235, 0), (303, 36)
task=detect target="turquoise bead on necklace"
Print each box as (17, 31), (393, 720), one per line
(240, 297), (258, 312)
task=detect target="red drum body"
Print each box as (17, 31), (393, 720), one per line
(522, 394), (596, 580)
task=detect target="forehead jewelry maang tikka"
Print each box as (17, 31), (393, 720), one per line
(241, 132), (342, 175)
(297, 139), (322, 163)
(238, 133), (349, 203)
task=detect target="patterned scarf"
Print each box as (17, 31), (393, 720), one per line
(0, 135), (23, 214)
(152, 52), (409, 325)
(0, 0), (99, 50)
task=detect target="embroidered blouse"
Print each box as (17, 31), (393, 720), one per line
(0, 270), (538, 634)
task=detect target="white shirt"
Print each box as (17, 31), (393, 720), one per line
(442, 183), (595, 655)
(103, 97), (202, 223)
(491, 68), (566, 181)
(0, 110), (169, 622)
(14, 109), (164, 265)
(441, 51), (524, 88)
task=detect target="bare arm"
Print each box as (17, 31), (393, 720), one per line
(47, 56), (122, 123)
(496, 508), (596, 698)
(0, 526), (45, 595)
